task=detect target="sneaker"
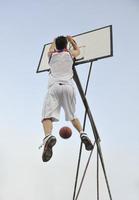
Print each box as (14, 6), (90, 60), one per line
(42, 135), (57, 162)
(80, 133), (93, 151)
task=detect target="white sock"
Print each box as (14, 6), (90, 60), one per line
(43, 134), (52, 142)
(80, 131), (87, 137)
(44, 134), (51, 138)
(39, 134), (51, 149)
(79, 130), (84, 134)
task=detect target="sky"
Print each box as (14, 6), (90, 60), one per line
(0, 0), (139, 199)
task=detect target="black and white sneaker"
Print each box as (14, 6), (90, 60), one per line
(41, 135), (57, 162)
(80, 133), (93, 151)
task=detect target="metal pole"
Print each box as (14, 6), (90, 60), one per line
(73, 65), (112, 200)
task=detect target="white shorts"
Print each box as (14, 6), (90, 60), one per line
(42, 82), (76, 122)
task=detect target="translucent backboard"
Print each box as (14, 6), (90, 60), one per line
(37, 25), (113, 73)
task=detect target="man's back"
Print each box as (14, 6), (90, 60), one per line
(49, 50), (73, 81)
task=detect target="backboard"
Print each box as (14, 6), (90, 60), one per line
(36, 25), (113, 73)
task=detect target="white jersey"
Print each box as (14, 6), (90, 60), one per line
(42, 50), (76, 122)
(48, 50), (74, 87)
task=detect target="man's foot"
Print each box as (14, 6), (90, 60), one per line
(42, 135), (57, 162)
(80, 133), (93, 151)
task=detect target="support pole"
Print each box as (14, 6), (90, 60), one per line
(73, 64), (112, 200)
(72, 62), (93, 200)
(97, 148), (99, 200)
(73, 66), (100, 142)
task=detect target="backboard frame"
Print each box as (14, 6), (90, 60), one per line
(36, 25), (113, 73)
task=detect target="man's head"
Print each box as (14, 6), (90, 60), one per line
(55, 36), (68, 50)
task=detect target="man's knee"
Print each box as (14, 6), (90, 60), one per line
(42, 118), (53, 123)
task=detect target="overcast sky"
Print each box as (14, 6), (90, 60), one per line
(0, 0), (139, 200)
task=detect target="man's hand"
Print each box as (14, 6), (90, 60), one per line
(48, 40), (56, 57)
(67, 35), (80, 58)
(67, 35), (76, 44)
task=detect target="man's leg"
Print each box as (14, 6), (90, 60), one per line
(62, 84), (93, 151)
(42, 118), (53, 136)
(41, 118), (56, 162)
(71, 118), (83, 133)
(71, 118), (94, 151)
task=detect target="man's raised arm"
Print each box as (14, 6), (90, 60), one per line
(67, 35), (80, 58)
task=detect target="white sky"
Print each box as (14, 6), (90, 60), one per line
(0, 0), (139, 200)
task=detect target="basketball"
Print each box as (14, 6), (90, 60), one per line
(59, 127), (72, 139)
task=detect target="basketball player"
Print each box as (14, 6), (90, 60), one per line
(40, 35), (93, 162)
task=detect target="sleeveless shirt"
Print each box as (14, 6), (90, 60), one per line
(48, 50), (74, 87)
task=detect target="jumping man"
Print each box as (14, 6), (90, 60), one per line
(40, 35), (93, 162)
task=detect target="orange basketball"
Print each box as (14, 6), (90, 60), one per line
(59, 127), (72, 139)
